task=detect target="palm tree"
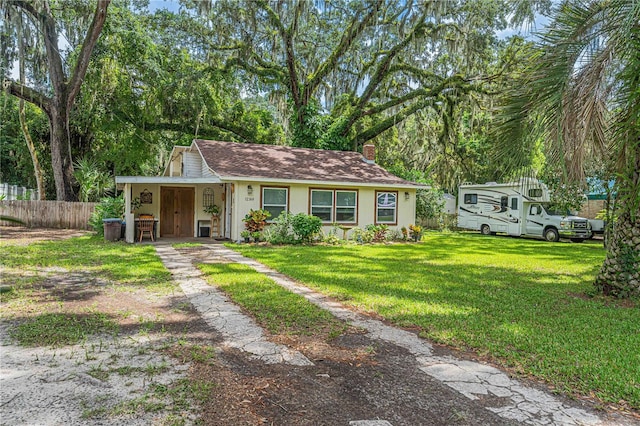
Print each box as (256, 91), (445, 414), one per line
(496, 0), (639, 297)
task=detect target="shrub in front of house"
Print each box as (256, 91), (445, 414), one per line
(89, 195), (124, 236)
(291, 213), (322, 243)
(351, 227), (374, 244)
(243, 209), (271, 233)
(366, 224), (389, 242)
(264, 211), (295, 244)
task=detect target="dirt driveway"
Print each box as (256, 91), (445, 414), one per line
(1, 227), (637, 425)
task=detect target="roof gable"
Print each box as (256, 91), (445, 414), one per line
(193, 140), (418, 187)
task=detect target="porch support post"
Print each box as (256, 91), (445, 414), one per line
(123, 183), (135, 243)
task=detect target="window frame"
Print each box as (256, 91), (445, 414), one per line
(260, 186), (289, 222)
(528, 188), (543, 198)
(308, 188), (358, 224)
(310, 189), (334, 222)
(464, 193), (478, 204)
(375, 190), (398, 225)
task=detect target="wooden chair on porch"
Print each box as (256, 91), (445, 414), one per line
(138, 214), (155, 242)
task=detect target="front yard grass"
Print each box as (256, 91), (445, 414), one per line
(0, 236), (174, 296)
(230, 232), (640, 410)
(198, 263), (347, 338)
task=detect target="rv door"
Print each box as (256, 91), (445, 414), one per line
(507, 196), (521, 235)
(525, 204), (544, 236)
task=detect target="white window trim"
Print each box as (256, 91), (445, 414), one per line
(311, 189), (334, 222)
(335, 190), (357, 223)
(376, 191), (397, 224)
(309, 189), (358, 224)
(262, 187), (288, 220)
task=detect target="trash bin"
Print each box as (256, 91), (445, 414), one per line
(103, 218), (122, 242)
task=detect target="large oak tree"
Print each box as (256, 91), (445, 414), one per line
(2, 0), (110, 201)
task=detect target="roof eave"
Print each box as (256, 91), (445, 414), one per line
(218, 175), (426, 189)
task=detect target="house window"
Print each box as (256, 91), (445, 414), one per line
(336, 191), (357, 222)
(376, 191), (397, 224)
(464, 193), (478, 204)
(311, 190), (333, 221)
(310, 189), (357, 223)
(262, 187), (288, 219)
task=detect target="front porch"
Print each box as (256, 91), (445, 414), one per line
(116, 176), (232, 243)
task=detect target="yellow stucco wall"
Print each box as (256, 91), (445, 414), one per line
(232, 181), (417, 241)
(124, 181), (417, 242)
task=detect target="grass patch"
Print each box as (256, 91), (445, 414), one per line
(0, 236), (174, 295)
(9, 312), (119, 347)
(229, 232), (640, 409)
(198, 263), (347, 338)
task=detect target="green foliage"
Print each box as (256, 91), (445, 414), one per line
(365, 224), (388, 243)
(73, 157), (114, 202)
(387, 165), (446, 224)
(351, 227), (374, 244)
(290, 213), (323, 243)
(231, 234), (639, 408)
(0, 93), (53, 197)
(203, 204), (220, 216)
(89, 195), (125, 235)
(545, 180), (586, 215)
(264, 211), (295, 244)
(242, 209), (270, 233)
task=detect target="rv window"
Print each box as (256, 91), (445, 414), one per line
(528, 188), (543, 198)
(464, 193), (478, 204)
(511, 198), (518, 210)
(501, 196), (508, 208)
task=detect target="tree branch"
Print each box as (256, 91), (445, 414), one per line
(3, 79), (51, 114)
(255, 0), (301, 110)
(67, 0), (111, 109)
(304, 0), (384, 103)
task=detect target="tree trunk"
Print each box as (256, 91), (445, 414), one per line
(18, 100), (46, 200)
(595, 207), (640, 297)
(595, 144), (640, 297)
(49, 103), (76, 201)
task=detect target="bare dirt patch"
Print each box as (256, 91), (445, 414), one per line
(0, 226), (90, 245)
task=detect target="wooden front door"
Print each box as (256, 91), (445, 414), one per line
(160, 187), (194, 237)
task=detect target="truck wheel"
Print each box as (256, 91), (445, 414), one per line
(544, 228), (560, 242)
(480, 224), (491, 235)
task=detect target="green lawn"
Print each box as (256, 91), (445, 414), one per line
(230, 232), (640, 409)
(198, 263), (347, 338)
(0, 236), (173, 293)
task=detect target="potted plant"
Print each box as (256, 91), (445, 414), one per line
(240, 230), (251, 243)
(130, 197), (142, 214)
(251, 231), (262, 243)
(204, 204), (220, 217)
(408, 224), (422, 242)
(242, 209), (270, 233)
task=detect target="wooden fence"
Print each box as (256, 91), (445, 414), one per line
(0, 201), (97, 230)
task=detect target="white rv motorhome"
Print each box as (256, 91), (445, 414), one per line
(457, 178), (592, 242)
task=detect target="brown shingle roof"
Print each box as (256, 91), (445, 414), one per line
(193, 140), (419, 187)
